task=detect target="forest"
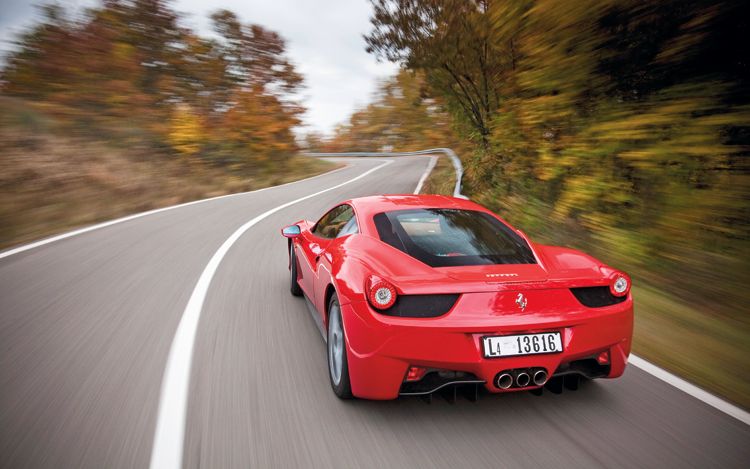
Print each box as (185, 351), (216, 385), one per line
(1, 0), (304, 169)
(324, 0), (750, 405)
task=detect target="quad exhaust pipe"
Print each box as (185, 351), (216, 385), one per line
(533, 369), (548, 386)
(495, 372), (513, 389)
(494, 368), (548, 389)
(515, 371), (531, 387)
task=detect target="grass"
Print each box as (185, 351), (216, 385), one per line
(0, 98), (337, 251)
(632, 285), (750, 409)
(421, 155), (750, 409)
(419, 154), (456, 195)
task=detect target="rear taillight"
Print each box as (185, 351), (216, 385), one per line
(367, 276), (397, 310)
(610, 272), (631, 297)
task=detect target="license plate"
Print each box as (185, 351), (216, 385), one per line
(482, 332), (563, 358)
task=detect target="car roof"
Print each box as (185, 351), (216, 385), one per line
(346, 194), (490, 220)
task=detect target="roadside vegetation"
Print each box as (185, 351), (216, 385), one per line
(0, 1), (334, 249)
(0, 98), (332, 250)
(419, 154), (456, 196)
(327, 0), (749, 407)
(314, 70), (467, 153)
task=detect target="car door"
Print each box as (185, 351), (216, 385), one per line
(313, 209), (360, 315)
(296, 204), (355, 302)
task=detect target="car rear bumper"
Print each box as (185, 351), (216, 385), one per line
(342, 298), (633, 400)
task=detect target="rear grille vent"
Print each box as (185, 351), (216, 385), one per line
(379, 294), (460, 318)
(570, 287), (627, 308)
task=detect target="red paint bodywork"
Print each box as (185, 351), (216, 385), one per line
(285, 195), (633, 400)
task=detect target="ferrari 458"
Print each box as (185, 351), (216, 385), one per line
(281, 195), (633, 400)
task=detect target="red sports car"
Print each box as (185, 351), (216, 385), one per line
(281, 195), (633, 400)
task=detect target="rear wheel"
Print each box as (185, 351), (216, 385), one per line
(327, 293), (353, 399)
(289, 244), (303, 297)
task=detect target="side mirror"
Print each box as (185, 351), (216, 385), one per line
(281, 224), (301, 238)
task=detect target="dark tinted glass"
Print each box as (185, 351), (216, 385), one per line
(373, 209), (536, 267)
(313, 204), (355, 239)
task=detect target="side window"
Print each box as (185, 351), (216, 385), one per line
(312, 204), (355, 239)
(337, 216), (358, 238)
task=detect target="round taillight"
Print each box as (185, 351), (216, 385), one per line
(610, 274), (630, 297)
(368, 280), (397, 310)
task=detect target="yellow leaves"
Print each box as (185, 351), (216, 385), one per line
(535, 146), (563, 181)
(168, 103), (205, 156)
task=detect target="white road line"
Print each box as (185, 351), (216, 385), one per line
(0, 164), (349, 260)
(413, 155), (438, 195)
(149, 159), (393, 469)
(628, 355), (750, 425)
(409, 155), (750, 426)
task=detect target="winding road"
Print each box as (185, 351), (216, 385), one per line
(1, 156), (748, 469)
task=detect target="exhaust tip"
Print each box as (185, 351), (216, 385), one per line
(516, 371), (531, 387)
(533, 369), (548, 386)
(496, 372), (513, 389)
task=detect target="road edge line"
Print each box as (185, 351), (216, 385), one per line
(629, 355), (749, 425)
(148, 159), (394, 469)
(0, 164), (349, 260)
(413, 155), (438, 195)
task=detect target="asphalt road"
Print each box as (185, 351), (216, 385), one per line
(1, 156), (748, 469)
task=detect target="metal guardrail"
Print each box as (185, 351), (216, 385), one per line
(306, 148), (467, 199)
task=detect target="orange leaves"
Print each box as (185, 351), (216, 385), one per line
(215, 87), (301, 165)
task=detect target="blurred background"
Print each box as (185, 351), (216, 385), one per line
(0, 0), (748, 408)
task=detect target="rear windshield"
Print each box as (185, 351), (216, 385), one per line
(373, 209), (536, 267)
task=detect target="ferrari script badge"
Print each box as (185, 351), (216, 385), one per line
(515, 293), (528, 311)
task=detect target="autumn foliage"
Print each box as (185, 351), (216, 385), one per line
(363, 0), (749, 314)
(1, 0), (304, 171)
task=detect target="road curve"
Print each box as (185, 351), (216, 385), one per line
(1, 156), (748, 469)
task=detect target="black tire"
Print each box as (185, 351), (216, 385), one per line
(289, 243), (303, 297)
(327, 293), (353, 399)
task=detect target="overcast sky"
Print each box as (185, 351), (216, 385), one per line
(0, 0), (399, 135)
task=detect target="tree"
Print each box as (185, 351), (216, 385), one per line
(364, 0), (750, 310)
(210, 10), (303, 100)
(1, 1), (306, 169)
(365, 0), (525, 146)
(216, 86), (301, 168)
